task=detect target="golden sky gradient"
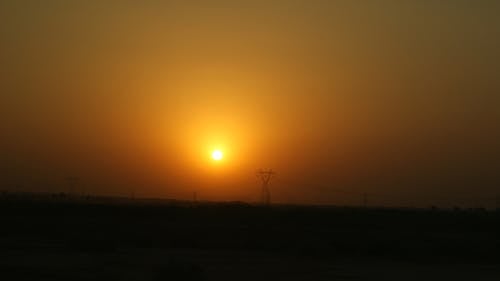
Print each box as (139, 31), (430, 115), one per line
(1, 1), (500, 207)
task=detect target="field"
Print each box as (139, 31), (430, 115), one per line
(1, 194), (499, 280)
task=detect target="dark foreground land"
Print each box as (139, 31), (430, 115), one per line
(0, 195), (499, 281)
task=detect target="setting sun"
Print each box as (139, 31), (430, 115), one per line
(211, 150), (223, 161)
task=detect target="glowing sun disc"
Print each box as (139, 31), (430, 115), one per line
(211, 150), (223, 161)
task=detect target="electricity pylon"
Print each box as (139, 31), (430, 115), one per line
(257, 169), (275, 205)
(65, 177), (79, 195)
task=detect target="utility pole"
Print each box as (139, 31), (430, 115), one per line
(65, 177), (79, 196)
(257, 169), (275, 205)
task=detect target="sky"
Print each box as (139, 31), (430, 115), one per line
(1, 1), (499, 207)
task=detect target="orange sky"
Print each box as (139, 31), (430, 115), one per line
(1, 1), (500, 207)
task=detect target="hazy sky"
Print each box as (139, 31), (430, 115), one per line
(1, 1), (499, 207)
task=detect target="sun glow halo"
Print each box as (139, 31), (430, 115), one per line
(211, 150), (223, 161)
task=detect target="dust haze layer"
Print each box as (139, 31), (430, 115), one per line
(1, 1), (499, 207)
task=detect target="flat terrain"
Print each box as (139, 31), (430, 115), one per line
(0, 195), (499, 280)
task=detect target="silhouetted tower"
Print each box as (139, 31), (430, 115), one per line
(257, 169), (275, 205)
(65, 177), (79, 195)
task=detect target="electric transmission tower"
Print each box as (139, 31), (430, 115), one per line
(65, 176), (80, 196)
(257, 169), (275, 205)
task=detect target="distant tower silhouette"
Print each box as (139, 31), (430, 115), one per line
(257, 169), (275, 205)
(65, 177), (79, 195)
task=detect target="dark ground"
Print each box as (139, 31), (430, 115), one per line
(1, 194), (499, 280)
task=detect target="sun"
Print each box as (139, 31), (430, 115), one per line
(211, 150), (223, 161)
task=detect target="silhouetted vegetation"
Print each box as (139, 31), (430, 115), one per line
(153, 259), (204, 281)
(0, 196), (499, 280)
